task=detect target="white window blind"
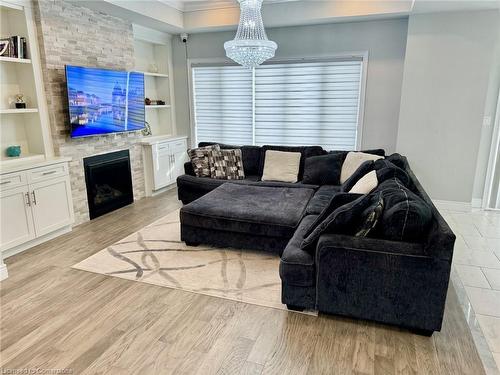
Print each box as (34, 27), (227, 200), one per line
(192, 59), (363, 150)
(255, 60), (362, 150)
(192, 65), (253, 145)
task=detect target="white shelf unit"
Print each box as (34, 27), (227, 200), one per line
(133, 24), (176, 137)
(0, 1), (53, 165)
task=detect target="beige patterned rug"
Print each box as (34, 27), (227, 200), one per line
(73, 209), (316, 314)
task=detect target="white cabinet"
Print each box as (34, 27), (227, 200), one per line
(0, 160), (74, 257)
(142, 136), (188, 196)
(0, 185), (36, 250)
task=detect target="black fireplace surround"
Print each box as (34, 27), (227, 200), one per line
(84, 150), (134, 219)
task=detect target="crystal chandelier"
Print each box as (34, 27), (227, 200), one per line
(224, 0), (277, 69)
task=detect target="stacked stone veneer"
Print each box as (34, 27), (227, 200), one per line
(33, 0), (145, 225)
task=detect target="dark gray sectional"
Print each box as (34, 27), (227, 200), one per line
(177, 143), (455, 335)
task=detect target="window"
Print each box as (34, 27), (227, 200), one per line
(192, 58), (364, 150)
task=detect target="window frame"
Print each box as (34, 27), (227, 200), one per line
(187, 52), (368, 151)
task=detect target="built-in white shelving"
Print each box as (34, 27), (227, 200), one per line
(133, 24), (176, 137)
(0, 56), (31, 64)
(0, 1), (53, 167)
(0, 108), (38, 114)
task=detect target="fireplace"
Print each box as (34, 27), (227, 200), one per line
(84, 150), (134, 219)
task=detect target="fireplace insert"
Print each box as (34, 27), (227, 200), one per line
(83, 150), (134, 219)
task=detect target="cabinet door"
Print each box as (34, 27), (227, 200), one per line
(0, 186), (36, 251)
(30, 176), (74, 237)
(153, 143), (173, 189)
(170, 139), (188, 180)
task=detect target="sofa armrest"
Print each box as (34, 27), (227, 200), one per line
(184, 161), (195, 176)
(317, 234), (427, 259)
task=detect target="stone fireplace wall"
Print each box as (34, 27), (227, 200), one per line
(33, 0), (145, 225)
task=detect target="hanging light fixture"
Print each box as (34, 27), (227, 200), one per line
(224, 0), (277, 69)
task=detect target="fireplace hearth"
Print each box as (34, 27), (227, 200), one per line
(84, 150), (134, 219)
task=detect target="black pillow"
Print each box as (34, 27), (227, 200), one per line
(301, 193), (374, 252)
(302, 153), (345, 185)
(355, 193), (384, 237)
(341, 159), (409, 192)
(386, 153), (406, 169)
(304, 192), (363, 238)
(374, 179), (432, 242)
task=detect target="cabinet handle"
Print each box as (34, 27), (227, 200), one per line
(42, 170), (57, 176)
(31, 191), (37, 205)
(25, 192), (31, 206)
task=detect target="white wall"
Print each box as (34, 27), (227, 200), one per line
(397, 10), (499, 203)
(172, 18), (409, 152)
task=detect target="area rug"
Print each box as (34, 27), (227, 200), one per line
(73, 209), (315, 314)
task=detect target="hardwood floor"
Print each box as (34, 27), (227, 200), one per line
(0, 190), (485, 374)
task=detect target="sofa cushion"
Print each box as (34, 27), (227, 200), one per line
(198, 142), (261, 177)
(188, 144), (220, 177)
(305, 185), (340, 215)
(342, 159), (409, 192)
(374, 179), (433, 242)
(208, 149), (245, 180)
(302, 153), (345, 185)
(349, 170), (378, 194)
(301, 193), (374, 252)
(261, 150), (301, 183)
(340, 152), (384, 184)
(180, 183), (314, 238)
(258, 145), (324, 180)
(279, 215), (318, 287)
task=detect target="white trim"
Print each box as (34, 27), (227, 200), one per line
(0, 262), (8, 281)
(471, 198), (483, 209)
(433, 200), (471, 213)
(187, 52), (369, 150)
(482, 86), (500, 209)
(132, 24), (172, 45)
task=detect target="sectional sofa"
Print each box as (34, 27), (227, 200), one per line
(177, 143), (456, 335)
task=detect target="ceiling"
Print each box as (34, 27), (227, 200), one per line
(76, 0), (500, 34)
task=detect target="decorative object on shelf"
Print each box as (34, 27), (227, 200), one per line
(142, 121), (152, 136)
(224, 0), (277, 69)
(156, 100), (166, 105)
(15, 94), (26, 109)
(145, 97), (152, 105)
(0, 39), (10, 56)
(145, 99), (167, 106)
(148, 63), (158, 73)
(6, 145), (21, 157)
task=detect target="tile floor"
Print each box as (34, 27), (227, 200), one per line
(440, 208), (500, 375)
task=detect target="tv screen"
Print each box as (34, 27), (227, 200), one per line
(66, 65), (145, 138)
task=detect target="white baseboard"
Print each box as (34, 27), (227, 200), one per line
(0, 263), (8, 281)
(433, 200), (472, 213)
(471, 198), (483, 209)
(2, 225), (72, 260)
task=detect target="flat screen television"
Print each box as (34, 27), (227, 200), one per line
(66, 65), (145, 138)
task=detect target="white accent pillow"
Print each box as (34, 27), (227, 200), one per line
(262, 150), (301, 183)
(349, 170), (378, 194)
(340, 152), (383, 184)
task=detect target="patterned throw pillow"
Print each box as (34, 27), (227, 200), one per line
(355, 194), (384, 237)
(208, 149), (245, 180)
(188, 144), (220, 177)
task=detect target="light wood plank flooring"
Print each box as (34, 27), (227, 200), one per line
(0, 190), (485, 374)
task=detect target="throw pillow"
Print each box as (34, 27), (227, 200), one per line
(340, 152), (383, 184)
(304, 192), (363, 238)
(301, 193), (374, 252)
(341, 160), (375, 192)
(349, 170), (378, 194)
(302, 153), (345, 185)
(375, 178), (433, 242)
(261, 150), (301, 183)
(208, 149), (245, 180)
(355, 194), (384, 237)
(188, 144), (220, 177)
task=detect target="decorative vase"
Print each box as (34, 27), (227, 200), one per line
(6, 145), (21, 157)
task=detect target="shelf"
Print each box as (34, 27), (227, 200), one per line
(0, 56), (31, 64)
(139, 71), (169, 78)
(0, 153), (45, 167)
(0, 108), (38, 114)
(145, 105), (171, 109)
